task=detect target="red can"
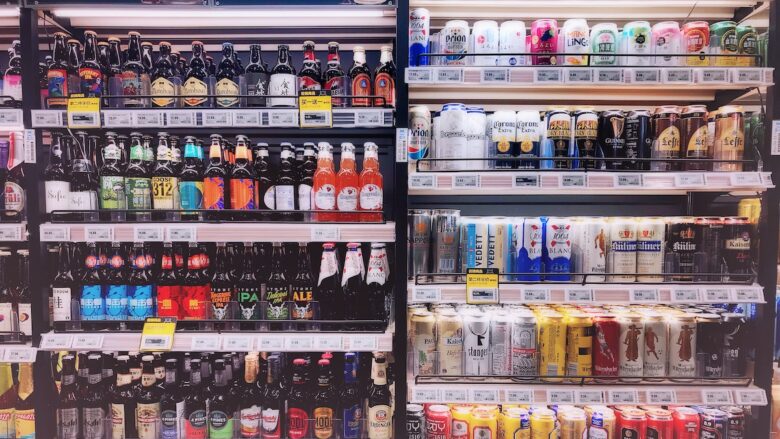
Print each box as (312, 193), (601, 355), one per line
(646, 408), (674, 439)
(592, 315), (620, 379)
(425, 404), (452, 439)
(681, 21), (710, 66)
(724, 406), (746, 439)
(672, 407), (701, 439)
(617, 408), (647, 439)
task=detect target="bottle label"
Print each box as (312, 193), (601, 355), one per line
(99, 176), (125, 210)
(337, 186), (358, 211)
(261, 408), (281, 438)
(342, 253), (363, 287)
(79, 67), (103, 97)
(57, 407), (79, 439)
(182, 285), (208, 319)
(185, 409), (208, 439)
(318, 253), (339, 286)
(14, 409), (34, 439)
(324, 76), (346, 105)
(263, 186), (276, 210)
(287, 407), (309, 439)
(215, 78), (240, 108)
(82, 406), (106, 439)
(275, 184), (295, 211)
(152, 176), (179, 209)
(80, 285), (105, 320)
(367, 405), (392, 439)
(156, 285), (181, 318)
(367, 253), (387, 286)
(265, 286), (289, 320)
(208, 410), (234, 439)
(3, 75), (21, 101)
(183, 77), (208, 107)
(128, 285), (154, 319)
(105, 285), (128, 320)
(230, 178), (257, 210)
(359, 184), (382, 210)
(298, 76), (322, 92)
(126, 177), (152, 209)
(240, 405), (261, 438)
(48, 69), (69, 101)
(342, 405), (361, 439)
(136, 402), (161, 439)
(246, 72), (269, 104)
(52, 287), (72, 321)
(291, 286), (313, 320)
(0, 303), (11, 332)
(298, 184), (312, 210)
(160, 408), (179, 439)
(179, 181), (204, 210)
(69, 190), (97, 211)
(4, 181), (24, 212)
(151, 77), (176, 107)
(203, 177), (226, 210)
(210, 286), (233, 320)
(314, 184), (336, 210)
(351, 73), (372, 106)
(45, 180), (71, 213)
(374, 72), (395, 107)
(18, 302), (31, 335)
(313, 407), (334, 439)
(268, 73), (296, 106)
(237, 287), (260, 320)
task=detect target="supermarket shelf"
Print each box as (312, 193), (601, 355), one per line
(409, 282), (765, 304)
(40, 222), (396, 243)
(39, 330), (393, 353)
(408, 171), (773, 196)
(409, 383), (769, 406)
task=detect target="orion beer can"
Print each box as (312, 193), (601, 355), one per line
(408, 210), (432, 281)
(511, 311), (538, 377)
(409, 106), (432, 171)
(463, 309), (491, 375)
(432, 209), (460, 281)
(442, 20), (470, 65)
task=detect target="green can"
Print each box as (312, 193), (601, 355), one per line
(759, 32), (769, 67)
(736, 24), (758, 66)
(709, 21), (737, 66)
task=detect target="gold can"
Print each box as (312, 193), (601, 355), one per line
(738, 198), (761, 224)
(451, 404), (472, 439)
(410, 310), (436, 375)
(530, 408), (558, 439)
(559, 407), (587, 439)
(435, 308), (464, 375)
(565, 313), (593, 379)
(498, 407), (530, 439)
(712, 105), (745, 172)
(537, 310), (567, 382)
(471, 405), (498, 438)
(587, 406), (616, 438)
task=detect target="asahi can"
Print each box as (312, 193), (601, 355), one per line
(538, 310), (566, 380)
(709, 21), (738, 66)
(491, 110), (518, 169)
(542, 217), (573, 281)
(411, 310), (436, 375)
(652, 21), (682, 66)
(426, 405), (452, 439)
(598, 110), (626, 170)
(530, 19), (558, 65)
(608, 218), (637, 282)
(712, 105), (745, 172)
(529, 408), (558, 438)
(491, 310), (513, 375)
(593, 315), (620, 379)
(515, 217), (543, 281)
(574, 109), (599, 169)
(724, 406), (746, 439)
(697, 313), (723, 378)
(463, 309), (491, 376)
(565, 313), (593, 378)
(432, 209), (460, 281)
(621, 21), (653, 66)
(562, 19), (590, 65)
(409, 9), (430, 67)
(409, 209), (432, 281)
(500, 21), (527, 67)
(668, 314), (697, 379)
(409, 106), (432, 171)
(625, 109), (653, 170)
(442, 20), (470, 65)
(636, 217), (665, 282)
(642, 312), (668, 379)
(646, 408), (674, 438)
(683, 21), (710, 66)
(473, 20), (500, 66)
(511, 311), (538, 377)
(591, 23), (619, 66)
(516, 110), (542, 170)
(406, 404), (425, 439)
(559, 407), (587, 439)
(435, 308), (463, 375)
(546, 109), (572, 169)
(499, 407), (530, 439)
(700, 408), (728, 439)
(681, 105), (710, 171)
(736, 24), (758, 67)
(573, 217), (607, 283)
(666, 217), (699, 281)
(651, 105), (682, 171)
(618, 314), (644, 380)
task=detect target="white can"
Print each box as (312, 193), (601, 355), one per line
(409, 105), (432, 171)
(499, 21), (527, 66)
(435, 308), (464, 375)
(642, 313), (668, 379)
(410, 310), (437, 375)
(618, 314), (644, 380)
(515, 110), (542, 169)
(636, 217), (666, 282)
(442, 20), (470, 66)
(463, 309), (491, 376)
(574, 217), (608, 283)
(591, 22), (619, 66)
(465, 106), (488, 170)
(436, 103), (468, 171)
(487, 218), (512, 278)
(607, 218), (637, 282)
(621, 21), (653, 66)
(668, 314), (697, 378)
(562, 19), (591, 65)
(490, 309), (513, 375)
(511, 310), (538, 376)
(652, 21), (682, 66)
(473, 20), (500, 66)
(489, 110), (517, 169)
(409, 8), (431, 67)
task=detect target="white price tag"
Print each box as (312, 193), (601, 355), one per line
(311, 226), (340, 241)
(663, 68), (693, 83)
(566, 69), (593, 83)
(0, 225), (23, 241)
(166, 226), (197, 242)
(285, 336), (314, 350)
(355, 110), (384, 127)
(734, 69), (762, 83)
(2, 348), (35, 363)
(506, 389), (533, 404)
(165, 111), (196, 127)
(773, 121), (780, 156)
(41, 225), (70, 242)
(103, 110), (134, 127)
(0, 109), (21, 126)
(140, 334), (172, 351)
(735, 389), (768, 405)
(405, 68), (433, 83)
(201, 110), (233, 127)
(630, 288), (660, 303)
(470, 389), (499, 403)
(596, 69), (623, 83)
(40, 333), (73, 350)
(412, 287), (441, 303)
(191, 336), (221, 351)
(704, 288), (731, 302)
(671, 287), (701, 303)
(133, 226), (164, 242)
(674, 173), (705, 188)
(646, 389), (677, 404)
(576, 390), (605, 404)
(616, 174), (643, 188)
(222, 335), (252, 351)
(761, 172), (773, 186)
(443, 389), (469, 403)
(699, 68), (729, 83)
(534, 68), (563, 83)
(346, 335), (378, 351)
(315, 336), (343, 351)
(268, 110), (298, 127)
(734, 287), (763, 302)
(702, 389), (733, 405)
(453, 174), (480, 189)
(23, 129), (36, 164)
(396, 128), (409, 163)
(232, 110), (261, 127)
(560, 174), (586, 188)
(633, 69), (660, 83)
(608, 390), (639, 404)
(547, 390), (575, 404)
(72, 334), (104, 350)
(436, 68), (464, 83)
(84, 226), (114, 242)
(133, 111), (164, 127)
(409, 174), (436, 189)
(258, 336), (284, 351)
(32, 110), (63, 127)
(565, 288), (593, 303)
(730, 172), (762, 187)
(412, 387), (440, 403)
(480, 68), (509, 83)
(513, 175), (540, 188)
(523, 288), (550, 302)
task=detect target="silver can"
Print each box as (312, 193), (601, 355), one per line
(511, 311), (538, 377)
(490, 309), (513, 375)
(408, 210), (432, 281)
(409, 105), (432, 171)
(642, 312), (668, 379)
(463, 309), (491, 376)
(607, 218), (637, 282)
(432, 209), (461, 282)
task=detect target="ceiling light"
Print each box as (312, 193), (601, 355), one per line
(53, 7), (385, 19)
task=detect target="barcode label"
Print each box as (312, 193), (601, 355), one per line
(412, 387), (440, 403)
(311, 226), (340, 241)
(596, 69), (623, 83)
(443, 389), (468, 403)
(523, 288), (550, 302)
(700, 69), (729, 83)
(72, 334), (104, 350)
(453, 174), (480, 189)
(506, 389), (533, 404)
(616, 174), (643, 187)
(0, 225), (23, 241)
(0, 109), (21, 126)
(409, 174), (436, 189)
(233, 111), (261, 127)
(565, 288), (593, 302)
(346, 336), (378, 351)
(167, 226), (197, 242)
(355, 110), (384, 127)
(300, 111), (332, 128)
(103, 110), (133, 127)
(566, 69), (593, 83)
(630, 288), (659, 303)
(633, 69), (660, 83)
(23, 130), (36, 164)
(84, 226), (114, 242)
(675, 173), (705, 188)
(166, 111), (196, 127)
(561, 174), (586, 188)
(576, 390), (604, 404)
(547, 390), (574, 404)
(608, 390), (639, 404)
(664, 68), (693, 83)
(513, 175), (540, 188)
(2, 348), (35, 363)
(436, 68), (464, 83)
(316, 336), (343, 351)
(201, 110), (233, 127)
(470, 389), (499, 403)
(535, 68), (562, 83)
(41, 333), (73, 349)
(702, 389), (733, 405)
(734, 287), (763, 302)
(671, 288), (701, 302)
(268, 110), (298, 127)
(258, 336), (284, 351)
(133, 226), (164, 242)
(396, 128), (409, 163)
(32, 110), (62, 127)
(734, 69), (762, 83)
(140, 335), (171, 350)
(735, 389), (768, 405)
(405, 68), (433, 83)
(646, 389), (677, 404)
(413, 287), (441, 302)
(222, 336), (252, 351)
(133, 111), (164, 127)
(730, 172), (762, 187)
(481, 68), (509, 83)
(704, 288), (731, 302)
(191, 336), (220, 351)
(285, 336), (314, 350)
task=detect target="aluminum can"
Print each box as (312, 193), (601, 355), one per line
(461, 217), (489, 271)
(706, 109), (718, 154)
(489, 219), (513, 279)
(724, 406), (746, 439)
(491, 110), (518, 169)
(559, 407), (587, 439)
(646, 408), (674, 438)
(408, 209), (432, 281)
(432, 209), (460, 281)
(625, 109), (652, 170)
(511, 310), (538, 377)
(410, 309), (436, 375)
(471, 406), (498, 438)
(598, 110), (627, 170)
(700, 408), (728, 439)
(668, 314), (697, 378)
(636, 217), (665, 282)
(696, 217), (724, 281)
(473, 20), (500, 66)
(574, 109), (599, 169)
(530, 19), (558, 65)
(463, 309), (491, 375)
(723, 217), (752, 281)
(542, 217), (573, 281)
(436, 103), (469, 171)
(465, 106), (488, 170)
(562, 19), (590, 65)
(409, 8), (430, 67)
(642, 313), (668, 379)
(709, 21), (738, 66)
(515, 217), (543, 281)
(666, 217), (698, 281)
(618, 314), (644, 379)
(591, 23), (619, 66)
(616, 408), (647, 438)
(722, 313), (747, 378)
(573, 217), (607, 282)
(409, 105), (432, 171)
(546, 109), (572, 169)
(607, 218), (637, 282)
(491, 309), (513, 375)
(435, 308), (463, 375)
(696, 313), (724, 378)
(713, 105), (745, 171)
(425, 404), (452, 439)
(538, 310), (566, 380)
(500, 21), (527, 67)
(451, 405), (471, 439)
(737, 198), (761, 225)
(499, 407), (530, 439)
(651, 105), (682, 171)
(593, 315), (620, 378)
(652, 21), (682, 66)
(565, 313), (593, 378)
(442, 20), (470, 66)
(682, 21), (710, 66)
(736, 24), (758, 67)
(672, 407), (701, 438)
(681, 105), (710, 171)
(406, 404), (425, 439)
(621, 21), (652, 66)
(529, 408), (558, 438)
(589, 407), (616, 438)
(516, 110), (542, 170)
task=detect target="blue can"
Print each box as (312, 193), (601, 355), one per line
(514, 217), (543, 281)
(409, 8), (431, 66)
(542, 216), (573, 281)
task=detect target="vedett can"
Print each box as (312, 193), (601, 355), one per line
(409, 106), (432, 171)
(487, 219), (512, 277)
(463, 309), (491, 375)
(625, 110), (653, 170)
(409, 9), (430, 67)
(642, 313), (668, 379)
(542, 217), (573, 281)
(515, 217), (543, 281)
(668, 314), (697, 379)
(490, 310), (513, 375)
(511, 311), (538, 377)
(516, 110), (541, 169)
(636, 217), (665, 282)
(618, 314), (644, 380)
(432, 209), (460, 281)
(442, 20), (470, 65)
(461, 217), (489, 271)
(592, 315), (620, 379)
(406, 404), (425, 439)
(607, 218), (637, 282)
(408, 210), (432, 281)
(683, 21), (710, 66)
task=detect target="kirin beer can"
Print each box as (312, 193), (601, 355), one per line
(593, 315), (620, 379)
(500, 21), (527, 67)
(511, 310), (538, 377)
(666, 217), (698, 281)
(625, 109), (653, 170)
(574, 109), (599, 169)
(621, 21), (652, 66)
(491, 110), (518, 169)
(435, 307), (463, 375)
(406, 404), (425, 439)
(491, 309), (513, 375)
(442, 20), (470, 66)
(409, 8), (430, 67)
(618, 314), (644, 380)
(682, 21), (710, 66)
(589, 407), (617, 438)
(516, 110), (542, 169)
(559, 407), (587, 439)
(436, 103), (469, 171)
(652, 21), (682, 66)
(573, 217), (607, 282)
(598, 110), (627, 170)
(700, 408), (728, 439)
(473, 20), (500, 66)
(538, 310), (566, 380)
(409, 106), (432, 171)
(530, 19), (558, 65)
(426, 405), (452, 439)
(408, 209), (432, 281)
(411, 309), (436, 375)
(542, 217), (574, 281)
(463, 309), (491, 375)
(499, 407), (530, 439)
(696, 313), (724, 378)
(432, 209), (460, 281)
(642, 312), (668, 379)
(607, 218), (637, 282)
(681, 105), (709, 171)
(668, 314), (697, 379)
(636, 217), (665, 282)
(591, 23), (619, 66)
(651, 105), (682, 171)
(465, 107), (487, 171)
(709, 21), (738, 66)
(672, 407), (701, 438)
(452, 405), (471, 439)
(736, 24), (758, 67)
(546, 109), (572, 169)
(724, 406), (746, 439)
(461, 217), (489, 271)
(646, 408), (674, 438)
(530, 408), (558, 437)
(617, 408), (647, 438)
(515, 217), (543, 281)
(712, 105), (745, 172)
(565, 313), (593, 378)
(562, 19), (590, 65)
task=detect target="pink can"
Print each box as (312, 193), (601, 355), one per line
(652, 21), (682, 66)
(531, 19), (558, 65)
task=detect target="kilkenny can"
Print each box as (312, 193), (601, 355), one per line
(616, 408), (647, 439)
(406, 404), (425, 439)
(724, 406), (746, 439)
(565, 313), (593, 378)
(530, 19), (559, 65)
(736, 24), (758, 67)
(700, 408), (728, 439)
(709, 21), (738, 66)
(411, 310), (436, 375)
(668, 314), (697, 379)
(515, 217), (543, 281)
(409, 106), (432, 171)
(435, 308), (463, 376)
(451, 405), (471, 439)
(511, 311), (538, 377)
(682, 21), (710, 66)
(607, 218), (637, 282)
(499, 407), (530, 439)
(471, 406), (498, 438)
(672, 407), (701, 438)
(636, 217), (665, 282)
(712, 105), (745, 172)
(618, 314), (644, 380)
(589, 407), (616, 438)
(538, 310), (566, 380)
(681, 105), (710, 171)
(425, 404), (452, 439)
(592, 315), (620, 379)
(723, 216), (752, 281)
(530, 408), (558, 439)
(646, 408), (674, 439)
(559, 407), (587, 439)
(432, 209), (460, 281)
(642, 313), (668, 379)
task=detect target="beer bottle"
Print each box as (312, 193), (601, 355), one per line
(182, 242), (208, 319)
(125, 133), (152, 210)
(106, 37), (124, 107)
(350, 46), (372, 107)
(12, 249), (32, 337)
(152, 134), (179, 210)
(97, 41), (111, 76)
(236, 244), (260, 321)
(98, 132), (127, 211)
(183, 41), (211, 108)
(313, 359), (336, 439)
(205, 55), (216, 77)
(275, 143), (297, 215)
(129, 353), (143, 386)
(44, 133), (71, 213)
(136, 355), (162, 439)
(374, 46), (396, 107)
(322, 42), (346, 106)
(336, 143), (359, 221)
(230, 141), (257, 211)
(286, 358), (311, 439)
(254, 143), (275, 214)
(57, 355), (81, 439)
(245, 44), (269, 107)
(317, 243), (343, 323)
(203, 137), (227, 210)
(184, 359), (208, 438)
(366, 354), (391, 439)
(261, 355), (284, 438)
(298, 143), (316, 213)
(101, 353), (116, 392)
(151, 42), (180, 108)
(210, 244), (234, 320)
(156, 242), (181, 318)
(290, 243), (315, 320)
(142, 134), (155, 173)
(3, 44), (21, 105)
(365, 243), (389, 325)
(342, 243), (364, 322)
(109, 355), (138, 439)
(52, 243), (74, 322)
(178, 137), (204, 211)
(216, 42), (240, 108)
(359, 142), (383, 222)
(2, 139), (25, 220)
(81, 354), (106, 439)
(160, 358), (184, 439)
(141, 41), (154, 73)
(313, 142), (337, 222)
(122, 32), (149, 107)
(14, 363), (34, 439)
(265, 243), (290, 322)
(66, 39), (82, 97)
(207, 360), (235, 438)
(238, 353), (262, 438)
(340, 353), (362, 439)
(268, 45), (297, 107)
(67, 137), (99, 211)
(127, 243), (154, 320)
(298, 41), (322, 92)
(47, 32), (70, 107)
(173, 52), (188, 78)
(79, 242), (105, 320)
(153, 353), (166, 389)
(79, 30), (103, 97)
(104, 242), (128, 321)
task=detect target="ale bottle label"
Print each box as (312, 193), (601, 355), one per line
(136, 403), (161, 439)
(359, 184), (382, 210)
(52, 287), (72, 321)
(160, 408), (179, 439)
(298, 184), (312, 210)
(79, 67), (103, 97)
(314, 184), (336, 210)
(215, 78), (239, 108)
(287, 408), (309, 439)
(263, 186), (277, 210)
(183, 77), (208, 107)
(82, 407), (106, 439)
(152, 176), (178, 209)
(351, 73), (371, 106)
(337, 186), (358, 211)
(265, 286), (289, 320)
(151, 77), (176, 107)
(230, 178), (256, 210)
(14, 409), (34, 439)
(314, 407), (334, 439)
(237, 287), (260, 320)
(185, 409), (208, 439)
(268, 73), (296, 105)
(204, 177), (226, 210)
(57, 407), (79, 439)
(156, 285), (181, 318)
(4, 182), (24, 212)
(208, 410), (234, 439)
(367, 405), (392, 439)
(261, 408), (281, 438)
(180, 181), (204, 210)
(210, 287), (232, 320)
(291, 285), (313, 320)
(374, 73), (395, 107)
(100, 176), (125, 210)
(275, 185), (295, 211)
(126, 177), (152, 209)
(45, 180), (71, 213)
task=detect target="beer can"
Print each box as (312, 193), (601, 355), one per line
(598, 110), (627, 170)
(652, 21), (682, 66)
(591, 23), (619, 66)
(621, 21), (652, 66)
(668, 314), (697, 379)
(406, 404), (425, 439)
(516, 110), (542, 170)
(651, 105), (682, 171)
(515, 217), (543, 281)
(696, 217), (724, 282)
(642, 313), (668, 379)
(461, 217), (489, 271)
(738, 198), (761, 225)
(589, 407), (617, 438)
(681, 105), (710, 171)
(538, 310), (566, 380)
(451, 405), (472, 439)
(618, 314), (644, 380)
(409, 106), (432, 171)
(511, 311), (538, 377)
(722, 313), (747, 378)
(425, 404), (452, 439)
(701, 408), (728, 439)
(500, 21), (527, 67)
(736, 24), (758, 67)
(463, 309), (491, 375)
(666, 217), (699, 281)
(490, 110), (518, 169)
(574, 109), (599, 169)
(409, 8), (430, 67)
(562, 19), (590, 65)
(491, 309), (513, 375)
(709, 21), (738, 66)
(442, 20), (470, 66)
(573, 217), (607, 283)
(465, 107), (488, 170)
(616, 408), (647, 438)
(607, 218), (637, 282)
(683, 21), (710, 66)
(696, 313), (723, 378)
(530, 408), (558, 438)
(625, 109), (653, 171)
(473, 20), (500, 66)
(565, 313), (593, 378)
(499, 407), (530, 439)
(542, 217), (573, 281)
(672, 407), (701, 438)
(593, 315), (620, 379)
(488, 219), (512, 278)
(409, 210), (432, 281)
(471, 406), (498, 438)
(724, 406), (745, 439)
(432, 209), (460, 281)
(435, 308), (463, 375)
(723, 217), (752, 281)
(646, 408), (674, 438)
(436, 103), (469, 171)
(558, 407), (587, 439)
(713, 105), (745, 172)
(530, 19), (558, 65)
(636, 217), (665, 282)
(546, 109), (572, 169)
(411, 309), (436, 375)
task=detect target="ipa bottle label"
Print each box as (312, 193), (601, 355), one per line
(152, 176), (178, 209)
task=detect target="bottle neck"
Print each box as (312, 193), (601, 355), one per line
(127, 35), (142, 62)
(373, 361), (387, 386)
(277, 47), (290, 66)
(380, 50), (393, 65)
(353, 51), (367, 65)
(83, 34), (99, 63)
(250, 45), (262, 65)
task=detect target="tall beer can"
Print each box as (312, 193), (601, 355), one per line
(722, 313), (747, 377)
(451, 405), (471, 439)
(697, 313), (724, 378)
(432, 209), (460, 281)
(736, 24), (758, 67)
(538, 310), (567, 380)
(436, 103), (469, 171)
(591, 23), (619, 66)
(681, 105), (710, 171)
(559, 408), (588, 439)
(461, 217), (489, 271)
(565, 313), (593, 378)
(409, 106), (432, 171)
(530, 409), (558, 437)
(488, 219), (513, 278)
(636, 218), (665, 282)
(701, 409), (728, 438)
(574, 109), (599, 169)
(409, 8), (431, 67)
(574, 217), (607, 283)
(652, 21), (682, 66)
(463, 309), (491, 375)
(562, 19), (590, 65)
(712, 105), (745, 172)
(442, 20), (470, 66)
(511, 311), (538, 377)
(465, 107), (488, 170)
(530, 19), (558, 65)
(491, 310), (513, 375)
(723, 217), (753, 282)
(473, 20), (500, 66)
(618, 314), (644, 380)
(516, 110), (541, 170)
(642, 313), (669, 379)
(593, 315), (620, 379)
(589, 408), (617, 438)
(406, 404), (425, 439)
(499, 21), (527, 67)
(696, 217), (724, 281)
(431, 111), (441, 168)
(542, 216), (574, 281)
(408, 209), (432, 281)
(682, 21), (710, 66)
(499, 407), (530, 439)
(598, 110), (627, 170)
(666, 217), (699, 281)
(621, 21), (652, 66)
(435, 308), (464, 375)
(607, 218), (637, 282)
(410, 310), (436, 375)
(491, 110), (518, 169)
(515, 217), (543, 281)
(546, 109), (572, 169)
(625, 109), (653, 170)
(709, 21), (738, 66)
(472, 407), (499, 438)
(668, 314), (697, 379)
(651, 105), (682, 171)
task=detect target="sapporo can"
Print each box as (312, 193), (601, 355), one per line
(700, 408), (728, 439)
(409, 106), (432, 171)
(408, 209), (432, 281)
(451, 405), (472, 439)
(616, 408), (647, 438)
(410, 310), (436, 375)
(435, 308), (463, 375)
(736, 24), (758, 67)
(709, 21), (738, 66)
(499, 407), (530, 439)
(651, 105), (682, 171)
(537, 310), (566, 381)
(724, 406), (746, 439)
(723, 216), (752, 281)
(425, 404), (452, 439)
(682, 21), (710, 66)
(607, 218), (637, 282)
(636, 217), (665, 282)
(406, 404), (425, 439)
(618, 313), (644, 380)
(668, 314), (697, 379)
(565, 313), (593, 379)
(471, 406), (498, 438)
(490, 309), (513, 375)
(589, 407), (616, 438)
(432, 209), (460, 281)
(712, 105), (745, 172)
(592, 315), (620, 379)
(559, 407), (587, 439)
(511, 311), (538, 377)
(672, 407), (701, 438)
(530, 408), (558, 438)
(642, 313), (669, 379)
(646, 408), (674, 438)
(681, 105), (710, 171)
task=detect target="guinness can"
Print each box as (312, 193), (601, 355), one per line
(598, 110), (627, 170)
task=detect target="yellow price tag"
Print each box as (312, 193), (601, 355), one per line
(466, 268), (499, 304)
(67, 94), (101, 128)
(299, 90), (332, 128)
(139, 317), (177, 352)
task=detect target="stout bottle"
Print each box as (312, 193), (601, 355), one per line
(268, 45), (296, 107)
(79, 30), (103, 97)
(208, 360), (236, 439)
(215, 42), (240, 108)
(317, 243), (343, 323)
(323, 42), (346, 106)
(57, 355), (81, 439)
(122, 32), (149, 107)
(151, 42), (180, 108)
(47, 32), (70, 107)
(109, 355), (138, 439)
(183, 42), (211, 108)
(66, 39), (82, 97)
(135, 356), (161, 439)
(245, 44), (269, 107)
(81, 354), (106, 439)
(184, 359), (208, 438)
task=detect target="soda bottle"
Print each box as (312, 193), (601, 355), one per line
(342, 243), (364, 324)
(374, 46), (396, 108)
(265, 243), (290, 322)
(298, 41), (322, 92)
(157, 242), (181, 319)
(313, 143), (337, 222)
(336, 143), (359, 222)
(323, 42), (346, 107)
(359, 142), (383, 222)
(179, 137), (205, 211)
(152, 134), (179, 210)
(317, 243), (343, 324)
(151, 41), (180, 108)
(230, 141), (257, 211)
(215, 42), (240, 108)
(286, 359), (311, 439)
(245, 44), (269, 107)
(182, 242), (208, 319)
(128, 243), (154, 320)
(275, 143), (298, 217)
(291, 243), (315, 320)
(349, 46), (372, 107)
(125, 133), (152, 210)
(203, 137), (227, 211)
(47, 32), (70, 108)
(210, 244), (234, 320)
(237, 244), (261, 321)
(79, 30), (103, 97)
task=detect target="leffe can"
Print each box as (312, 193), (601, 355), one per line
(672, 407), (701, 438)
(491, 309), (513, 375)
(681, 105), (710, 171)
(710, 21), (738, 66)
(666, 217), (699, 281)
(559, 407), (587, 439)
(562, 19), (590, 65)
(598, 110), (627, 170)
(530, 19), (559, 65)
(652, 21), (682, 66)
(589, 407), (617, 438)
(511, 311), (538, 377)
(574, 109), (599, 169)
(651, 105), (682, 171)
(499, 407), (530, 439)
(491, 110), (518, 169)
(636, 217), (665, 283)
(668, 314), (697, 379)
(697, 313), (724, 378)
(723, 217), (753, 281)
(625, 109), (653, 171)
(516, 110), (542, 170)
(408, 209), (432, 281)
(451, 405), (472, 439)
(425, 404), (452, 439)
(410, 309), (436, 375)
(591, 23), (619, 66)
(683, 21), (710, 66)
(542, 217), (573, 281)
(700, 408), (728, 439)
(515, 217), (543, 281)
(545, 109), (572, 169)
(432, 209), (460, 281)
(409, 106), (432, 171)
(646, 408), (674, 438)
(538, 310), (566, 380)
(565, 313), (593, 378)
(724, 406), (746, 439)
(463, 309), (491, 375)
(713, 105), (745, 171)
(406, 404), (425, 439)
(573, 217), (607, 283)
(621, 21), (653, 66)
(409, 9), (430, 67)
(618, 314), (644, 380)
(736, 24), (758, 67)
(435, 308), (463, 375)
(442, 20), (470, 66)
(642, 313), (669, 379)
(607, 218), (637, 282)
(529, 408), (558, 438)
(592, 315), (620, 379)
